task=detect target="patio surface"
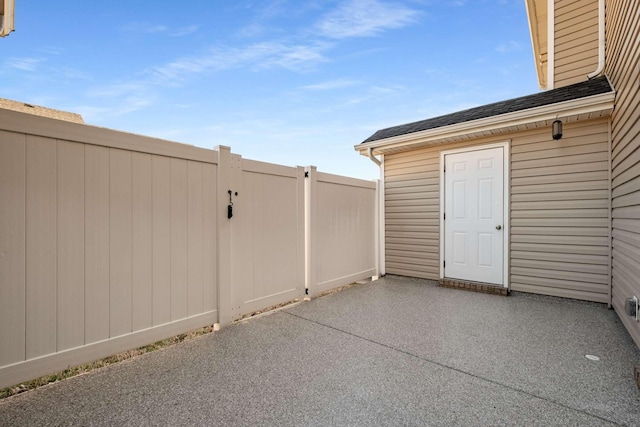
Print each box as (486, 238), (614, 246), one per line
(1, 276), (639, 426)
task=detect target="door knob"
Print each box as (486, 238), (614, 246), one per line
(496, 225), (502, 230)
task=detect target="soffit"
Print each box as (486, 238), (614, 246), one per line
(526, 0), (548, 89)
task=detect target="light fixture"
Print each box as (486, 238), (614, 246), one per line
(552, 119), (563, 140)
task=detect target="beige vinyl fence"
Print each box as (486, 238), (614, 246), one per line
(305, 167), (378, 295)
(228, 154), (306, 320)
(0, 108), (378, 389)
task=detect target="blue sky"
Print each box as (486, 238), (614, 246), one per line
(1, 0), (539, 179)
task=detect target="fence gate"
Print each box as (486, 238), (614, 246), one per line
(228, 154), (305, 320)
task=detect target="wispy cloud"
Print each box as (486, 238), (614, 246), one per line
(75, 93), (156, 122)
(122, 22), (198, 37)
(82, 40), (330, 119)
(87, 80), (150, 97)
(236, 23), (266, 39)
(73, 1), (419, 124)
(171, 25), (200, 37)
(339, 84), (405, 107)
(35, 47), (62, 55)
(123, 22), (168, 34)
(251, 0), (290, 20)
(116, 96), (155, 114)
(5, 57), (44, 71)
(301, 79), (361, 90)
(148, 41), (330, 83)
(83, 80), (157, 118)
(268, 42), (329, 70)
(496, 40), (522, 53)
(53, 67), (93, 80)
(316, 0), (419, 38)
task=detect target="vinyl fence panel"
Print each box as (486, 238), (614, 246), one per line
(306, 167), (378, 294)
(0, 107), (379, 390)
(0, 109), (219, 389)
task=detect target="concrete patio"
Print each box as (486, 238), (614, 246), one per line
(1, 276), (639, 426)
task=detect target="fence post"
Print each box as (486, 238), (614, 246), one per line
(304, 166), (317, 297)
(296, 166), (306, 300)
(216, 146), (232, 328)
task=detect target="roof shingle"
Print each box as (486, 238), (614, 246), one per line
(362, 75), (612, 144)
(0, 98), (84, 124)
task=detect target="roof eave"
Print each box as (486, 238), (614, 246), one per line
(525, 0), (548, 89)
(355, 91), (614, 156)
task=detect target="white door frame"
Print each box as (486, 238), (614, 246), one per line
(439, 142), (510, 288)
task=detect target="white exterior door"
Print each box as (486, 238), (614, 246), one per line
(444, 146), (504, 285)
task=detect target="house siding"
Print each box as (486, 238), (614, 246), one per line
(553, 0), (600, 87)
(606, 0), (640, 347)
(384, 119), (610, 302)
(510, 119), (610, 302)
(385, 150), (440, 278)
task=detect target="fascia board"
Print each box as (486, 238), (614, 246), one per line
(355, 91), (614, 154)
(525, 0), (546, 89)
(0, 0), (15, 37)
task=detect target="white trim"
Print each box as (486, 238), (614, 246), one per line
(368, 147), (381, 166)
(439, 154), (445, 280)
(587, 0), (606, 79)
(525, 0), (546, 89)
(547, 0), (555, 90)
(355, 91), (614, 155)
(607, 120), (612, 308)
(439, 142), (510, 288)
(0, 0), (15, 37)
(379, 155), (386, 276)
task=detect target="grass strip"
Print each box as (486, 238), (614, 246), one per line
(0, 324), (215, 400)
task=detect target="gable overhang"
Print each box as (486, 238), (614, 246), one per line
(355, 91), (615, 157)
(525, 0), (549, 89)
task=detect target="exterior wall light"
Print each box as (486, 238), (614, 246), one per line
(552, 119), (563, 140)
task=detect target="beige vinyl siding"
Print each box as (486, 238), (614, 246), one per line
(606, 0), (640, 347)
(384, 119), (610, 302)
(553, 0), (599, 87)
(511, 119), (610, 302)
(385, 150), (440, 279)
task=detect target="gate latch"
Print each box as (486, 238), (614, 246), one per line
(227, 190), (234, 219)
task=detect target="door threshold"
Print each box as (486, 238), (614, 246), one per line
(439, 278), (509, 296)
